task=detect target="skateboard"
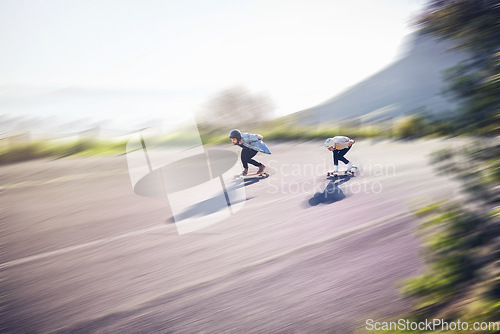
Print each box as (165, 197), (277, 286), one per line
(234, 172), (269, 180)
(327, 167), (357, 178)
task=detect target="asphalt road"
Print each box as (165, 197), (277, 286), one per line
(2, 139), (462, 333)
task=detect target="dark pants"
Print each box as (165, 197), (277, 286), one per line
(333, 146), (351, 165)
(241, 147), (262, 169)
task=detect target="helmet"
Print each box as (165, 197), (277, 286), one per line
(324, 138), (334, 148)
(229, 129), (242, 141)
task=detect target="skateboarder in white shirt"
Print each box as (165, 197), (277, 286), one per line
(324, 136), (356, 173)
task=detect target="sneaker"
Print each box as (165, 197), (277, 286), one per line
(257, 164), (266, 174)
(242, 168), (248, 176)
(346, 162), (352, 170)
(333, 165), (339, 172)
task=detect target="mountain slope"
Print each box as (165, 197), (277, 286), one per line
(291, 33), (466, 125)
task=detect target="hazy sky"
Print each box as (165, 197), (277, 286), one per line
(0, 0), (426, 130)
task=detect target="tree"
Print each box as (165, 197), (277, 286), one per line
(198, 86), (274, 130)
(416, 0), (500, 133)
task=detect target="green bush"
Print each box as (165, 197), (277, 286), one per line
(393, 116), (426, 139)
(0, 138), (127, 164)
(394, 142), (500, 330)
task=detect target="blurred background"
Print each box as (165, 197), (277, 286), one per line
(2, 0), (499, 332)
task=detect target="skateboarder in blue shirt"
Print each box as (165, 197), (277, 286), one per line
(324, 136), (356, 172)
(229, 129), (267, 176)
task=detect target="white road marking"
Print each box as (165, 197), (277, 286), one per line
(1, 210), (408, 269)
(54, 211), (411, 332)
(1, 170), (129, 190)
(1, 224), (169, 269)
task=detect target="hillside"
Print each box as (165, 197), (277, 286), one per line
(290, 32), (466, 125)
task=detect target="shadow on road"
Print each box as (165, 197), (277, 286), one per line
(308, 176), (353, 206)
(241, 178), (262, 186)
(165, 180), (255, 224)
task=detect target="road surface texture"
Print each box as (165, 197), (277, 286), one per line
(2, 139), (462, 333)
